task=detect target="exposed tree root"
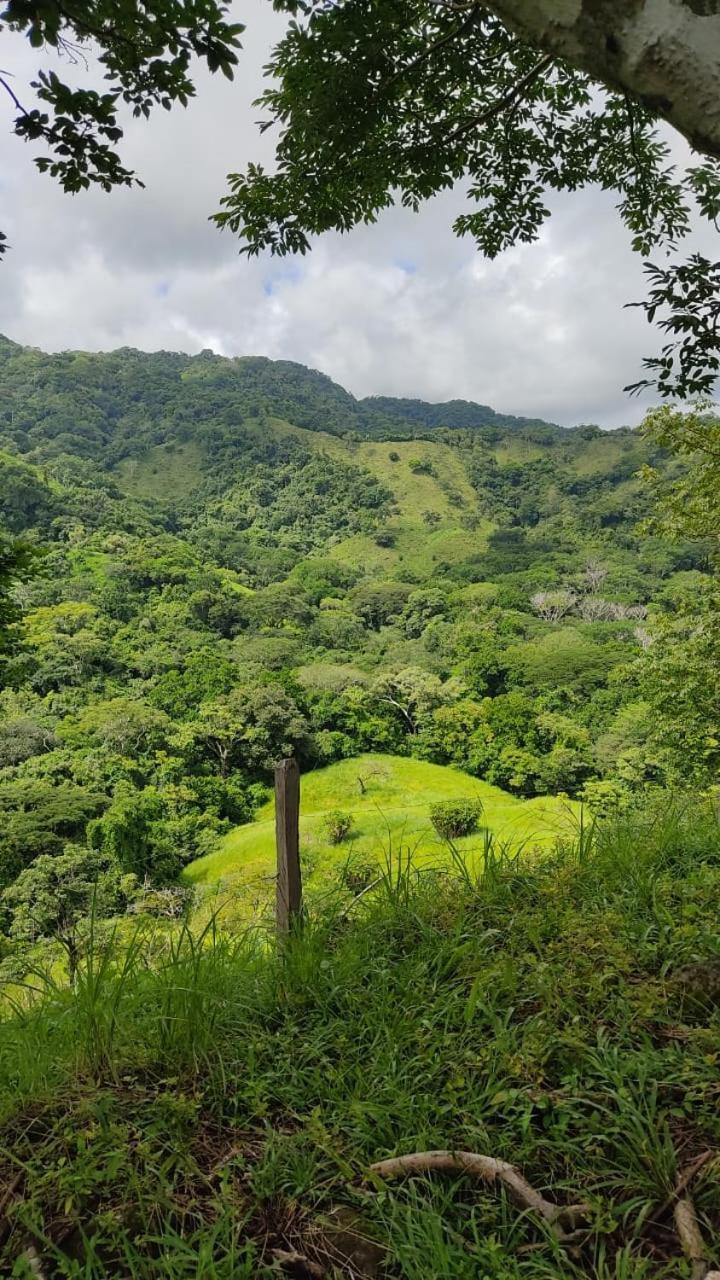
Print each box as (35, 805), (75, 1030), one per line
(271, 1246), (325, 1277)
(21, 1245), (45, 1279)
(658, 1150), (713, 1219)
(368, 1150), (589, 1241)
(674, 1197), (710, 1280)
(370, 1145), (720, 1275)
(669, 1150), (718, 1280)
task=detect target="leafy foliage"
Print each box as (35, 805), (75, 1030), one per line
(1, 0), (242, 223)
(428, 797), (483, 841)
(216, 9), (688, 262)
(3, 844), (136, 980)
(626, 256), (720, 398)
(0, 532), (34, 655)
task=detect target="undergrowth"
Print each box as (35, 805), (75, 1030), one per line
(1, 799), (720, 1278)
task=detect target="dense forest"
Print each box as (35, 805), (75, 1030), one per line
(0, 334), (716, 963)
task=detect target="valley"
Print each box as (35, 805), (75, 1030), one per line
(0, 338), (718, 1279)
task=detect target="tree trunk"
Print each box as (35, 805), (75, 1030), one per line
(64, 937), (79, 986)
(484, 0), (720, 160)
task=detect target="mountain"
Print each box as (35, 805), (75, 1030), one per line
(359, 393), (562, 434)
(0, 338), (559, 456)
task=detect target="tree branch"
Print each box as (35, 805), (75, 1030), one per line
(447, 53), (553, 143)
(388, 7), (480, 88)
(0, 73), (29, 118)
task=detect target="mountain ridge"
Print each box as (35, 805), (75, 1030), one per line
(0, 334), (563, 440)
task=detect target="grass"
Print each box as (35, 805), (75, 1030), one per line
(114, 441), (206, 501)
(183, 754), (577, 919)
(2, 801), (720, 1276)
(318, 436), (490, 578)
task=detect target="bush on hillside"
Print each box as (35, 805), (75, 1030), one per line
(323, 811), (354, 844)
(339, 856), (376, 893)
(429, 797), (483, 841)
(408, 457), (435, 475)
(374, 529), (396, 547)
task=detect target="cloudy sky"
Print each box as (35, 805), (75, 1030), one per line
(0, 2), (716, 428)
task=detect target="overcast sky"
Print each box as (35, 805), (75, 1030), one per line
(0, 2), (716, 429)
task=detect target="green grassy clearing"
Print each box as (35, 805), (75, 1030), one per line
(184, 754), (577, 915)
(2, 800), (720, 1277)
(325, 439), (489, 576)
(264, 421), (491, 577)
(114, 441), (206, 501)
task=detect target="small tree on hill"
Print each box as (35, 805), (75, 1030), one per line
(429, 798), (484, 842)
(2, 846), (136, 982)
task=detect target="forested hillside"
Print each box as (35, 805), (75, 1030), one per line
(1, 339), (720, 1279)
(0, 336), (714, 931)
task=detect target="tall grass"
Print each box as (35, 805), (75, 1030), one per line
(1, 798), (719, 1277)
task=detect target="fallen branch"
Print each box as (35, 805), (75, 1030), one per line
(368, 1150), (588, 1241)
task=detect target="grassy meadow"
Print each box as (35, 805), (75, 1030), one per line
(184, 754), (578, 921)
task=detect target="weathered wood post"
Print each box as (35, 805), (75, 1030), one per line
(275, 757), (302, 935)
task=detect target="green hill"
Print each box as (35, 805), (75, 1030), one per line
(184, 754), (577, 906)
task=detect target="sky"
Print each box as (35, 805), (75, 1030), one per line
(0, 2), (716, 429)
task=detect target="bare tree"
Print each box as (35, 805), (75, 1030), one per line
(581, 561), (609, 596)
(577, 597), (611, 622)
(530, 590), (577, 623)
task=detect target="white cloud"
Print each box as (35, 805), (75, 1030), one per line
(0, 4), (717, 428)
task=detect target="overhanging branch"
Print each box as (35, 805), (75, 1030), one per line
(448, 52), (553, 142)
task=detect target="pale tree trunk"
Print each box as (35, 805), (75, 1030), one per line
(483, 0), (720, 160)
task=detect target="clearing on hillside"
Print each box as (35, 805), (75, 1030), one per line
(184, 754), (577, 914)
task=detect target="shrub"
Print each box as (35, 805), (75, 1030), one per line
(429, 798), (483, 841)
(339, 857), (376, 893)
(388, 450), (400, 462)
(323, 811), (355, 844)
(578, 779), (631, 818)
(374, 530), (396, 547)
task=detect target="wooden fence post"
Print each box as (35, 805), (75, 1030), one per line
(275, 757), (302, 934)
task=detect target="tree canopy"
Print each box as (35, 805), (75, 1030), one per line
(211, 0), (720, 397)
(0, 0), (242, 256)
(2, 1), (720, 394)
